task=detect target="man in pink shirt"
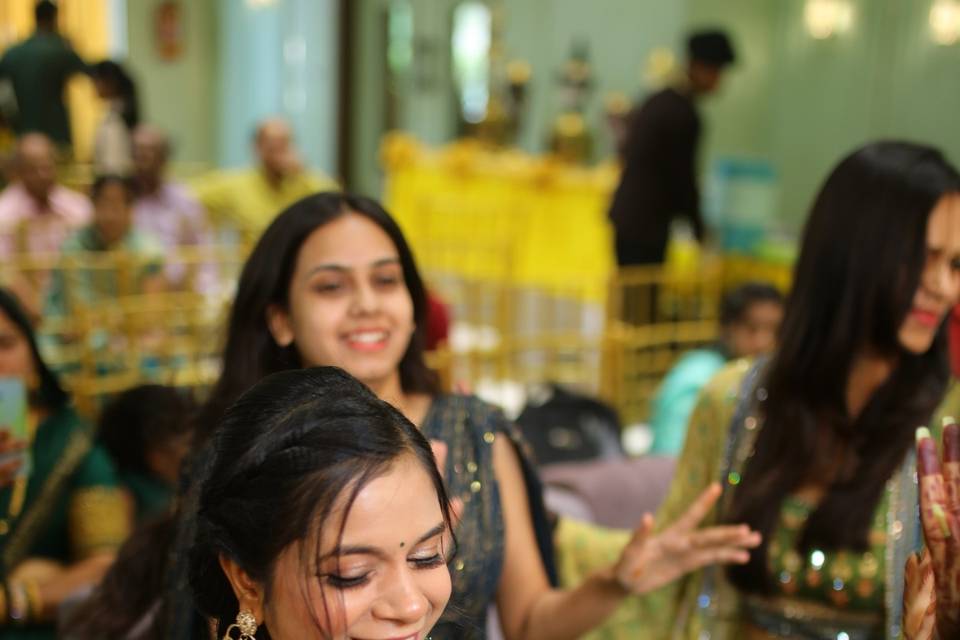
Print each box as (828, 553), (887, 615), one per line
(0, 133), (92, 316)
(131, 124), (216, 291)
(0, 133), (92, 258)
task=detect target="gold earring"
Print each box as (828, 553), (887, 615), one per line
(223, 609), (258, 640)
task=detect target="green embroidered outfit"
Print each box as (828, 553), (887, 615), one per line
(555, 360), (959, 640)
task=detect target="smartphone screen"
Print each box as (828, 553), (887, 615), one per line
(0, 378), (31, 479)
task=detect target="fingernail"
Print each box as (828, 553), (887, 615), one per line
(933, 504), (952, 538)
(917, 428), (941, 476)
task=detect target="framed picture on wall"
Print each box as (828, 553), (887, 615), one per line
(155, 0), (183, 61)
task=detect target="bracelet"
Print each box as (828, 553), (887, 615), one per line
(22, 579), (40, 623)
(0, 585), (7, 624)
(6, 581), (27, 626)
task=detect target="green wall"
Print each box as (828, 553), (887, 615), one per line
(350, 0), (461, 196)
(687, 0), (777, 161)
(691, 0), (960, 228)
(120, 0), (960, 223)
(502, 0), (687, 159)
(349, 0), (688, 196)
(125, 0), (218, 168)
(352, 0), (960, 230)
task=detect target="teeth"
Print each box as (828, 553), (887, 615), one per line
(348, 331), (387, 344)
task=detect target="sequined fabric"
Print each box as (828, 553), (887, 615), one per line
(421, 394), (557, 640)
(554, 361), (960, 640)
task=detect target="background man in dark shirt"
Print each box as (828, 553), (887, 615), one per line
(0, 1), (88, 149)
(608, 30), (737, 266)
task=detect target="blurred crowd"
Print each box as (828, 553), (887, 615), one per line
(0, 3), (958, 640)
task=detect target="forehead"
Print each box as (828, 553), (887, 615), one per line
(322, 455), (441, 551)
(20, 146), (53, 165)
(743, 300), (783, 319)
(297, 214), (400, 268)
(926, 193), (960, 249)
(97, 182), (129, 199)
(133, 133), (164, 150)
(259, 125), (291, 145)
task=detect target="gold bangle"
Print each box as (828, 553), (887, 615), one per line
(7, 581), (27, 626)
(0, 585), (7, 624)
(22, 579), (40, 623)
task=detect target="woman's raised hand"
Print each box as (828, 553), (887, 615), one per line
(613, 482), (761, 595)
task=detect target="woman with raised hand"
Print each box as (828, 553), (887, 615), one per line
(559, 141), (960, 639)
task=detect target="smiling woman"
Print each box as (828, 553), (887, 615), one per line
(189, 366), (456, 640)
(557, 140), (960, 640)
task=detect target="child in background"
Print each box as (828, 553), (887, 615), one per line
(98, 385), (195, 523)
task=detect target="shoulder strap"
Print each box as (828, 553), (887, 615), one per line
(3, 423), (92, 572)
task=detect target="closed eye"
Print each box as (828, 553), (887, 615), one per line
(322, 571), (370, 590)
(411, 553), (445, 569)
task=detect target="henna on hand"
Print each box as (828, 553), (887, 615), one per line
(915, 423), (960, 639)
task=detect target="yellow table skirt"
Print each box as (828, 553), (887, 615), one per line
(383, 135), (619, 301)
(381, 134), (793, 301)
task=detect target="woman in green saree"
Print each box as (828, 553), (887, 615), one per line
(0, 287), (129, 638)
(557, 141), (960, 639)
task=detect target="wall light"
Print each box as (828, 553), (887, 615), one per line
(930, 0), (960, 45)
(804, 0), (854, 40)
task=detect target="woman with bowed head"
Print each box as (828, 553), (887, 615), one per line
(189, 366), (455, 640)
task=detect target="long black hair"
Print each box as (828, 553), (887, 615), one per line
(98, 384), (196, 477)
(0, 287), (68, 411)
(92, 60), (140, 130)
(189, 366), (455, 639)
(726, 141), (960, 592)
(199, 192), (438, 437)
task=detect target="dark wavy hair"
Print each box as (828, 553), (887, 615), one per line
(91, 60), (140, 130)
(189, 366), (455, 639)
(726, 141), (960, 593)
(0, 287), (68, 411)
(719, 282), (783, 327)
(91, 173), (138, 203)
(199, 192), (438, 438)
(98, 384), (196, 476)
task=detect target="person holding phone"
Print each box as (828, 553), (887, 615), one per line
(0, 287), (129, 638)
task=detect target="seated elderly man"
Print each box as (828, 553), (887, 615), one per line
(0, 133), (92, 316)
(131, 124), (214, 290)
(192, 117), (337, 241)
(0, 133), (92, 256)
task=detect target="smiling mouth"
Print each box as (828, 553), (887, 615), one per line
(910, 308), (942, 328)
(344, 330), (389, 350)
